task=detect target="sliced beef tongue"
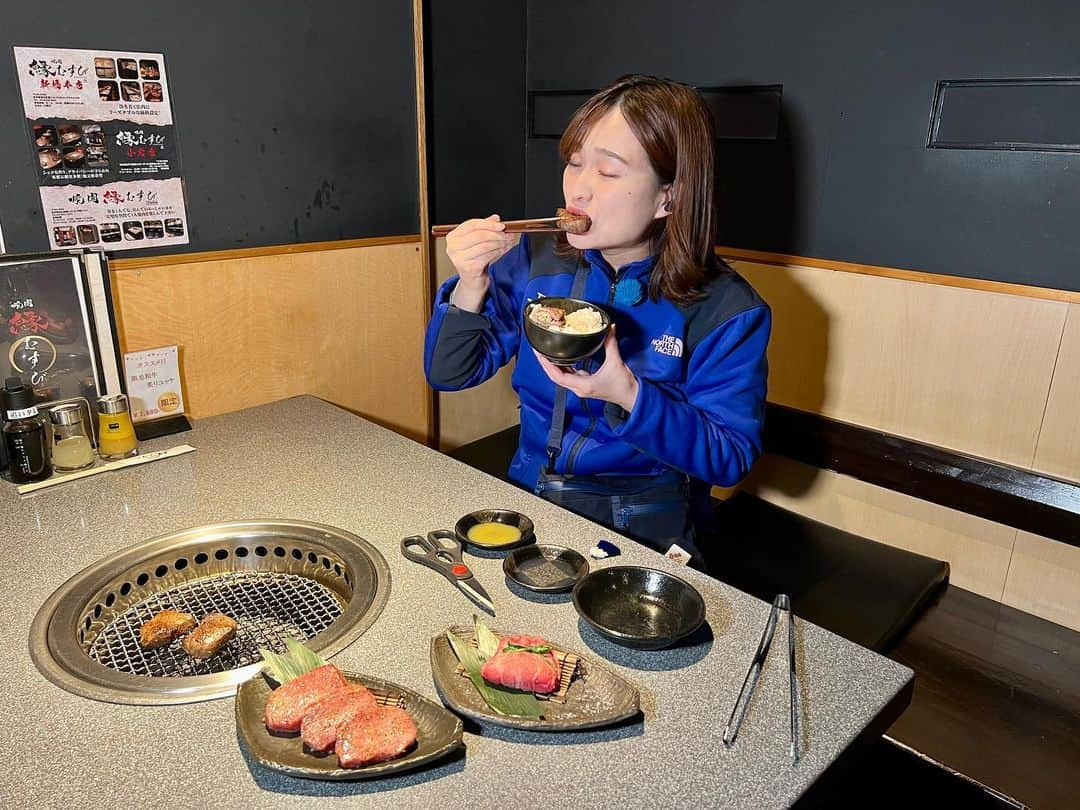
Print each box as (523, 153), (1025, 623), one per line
(181, 613), (238, 659)
(300, 683), (378, 752)
(264, 664), (349, 733)
(138, 610), (196, 649)
(335, 705), (418, 768)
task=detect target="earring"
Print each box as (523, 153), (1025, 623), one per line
(664, 200), (673, 212)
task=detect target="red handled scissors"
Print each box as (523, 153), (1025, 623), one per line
(401, 529), (495, 615)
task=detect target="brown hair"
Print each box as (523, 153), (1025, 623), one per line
(558, 74), (719, 304)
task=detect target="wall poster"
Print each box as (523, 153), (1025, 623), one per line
(13, 46), (189, 252)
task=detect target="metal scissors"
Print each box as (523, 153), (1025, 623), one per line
(401, 529), (495, 615)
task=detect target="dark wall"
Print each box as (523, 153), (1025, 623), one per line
(0, 2), (419, 255)
(426, 1), (527, 225)
(523, 0), (1080, 291)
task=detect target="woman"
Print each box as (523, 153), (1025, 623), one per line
(425, 75), (771, 568)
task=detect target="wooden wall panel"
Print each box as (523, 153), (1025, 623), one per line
(432, 240), (519, 450)
(740, 454), (1018, 601)
(733, 260), (1068, 469)
(1032, 303), (1080, 483)
(111, 242), (431, 443)
(1003, 530), (1080, 633)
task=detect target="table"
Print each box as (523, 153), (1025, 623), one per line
(0, 396), (912, 808)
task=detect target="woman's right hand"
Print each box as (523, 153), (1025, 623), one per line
(445, 215), (519, 307)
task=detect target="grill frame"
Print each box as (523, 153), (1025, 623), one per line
(30, 520), (391, 705)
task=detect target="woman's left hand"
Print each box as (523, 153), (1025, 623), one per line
(533, 327), (640, 412)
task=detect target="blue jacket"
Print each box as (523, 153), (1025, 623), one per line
(425, 235), (771, 491)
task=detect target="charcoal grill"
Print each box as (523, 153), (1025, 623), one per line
(29, 520), (391, 705)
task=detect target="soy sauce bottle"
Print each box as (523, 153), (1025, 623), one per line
(2, 377), (52, 483)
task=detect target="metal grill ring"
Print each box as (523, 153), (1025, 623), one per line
(29, 521), (391, 705)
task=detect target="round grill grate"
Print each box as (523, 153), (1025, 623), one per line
(89, 571), (344, 677)
(31, 520), (391, 704)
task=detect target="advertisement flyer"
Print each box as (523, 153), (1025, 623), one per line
(13, 46), (189, 251)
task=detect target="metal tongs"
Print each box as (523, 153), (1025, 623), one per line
(722, 593), (802, 765)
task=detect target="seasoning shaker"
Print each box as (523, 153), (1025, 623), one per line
(97, 393), (139, 460)
(3, 377), (53, 483)
(49, 403), (96, 471)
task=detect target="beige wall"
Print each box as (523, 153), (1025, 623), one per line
(733, 259), (1071, 474)
(112, 240), (432, 444)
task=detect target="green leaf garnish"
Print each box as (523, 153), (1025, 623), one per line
(258, 637), (328, 685)
(475, 615), (501, 658)
(446, 623), (543, 719)
(503, 643), (552, 655)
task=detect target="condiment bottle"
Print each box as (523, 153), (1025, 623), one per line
(97, 394), (138, 460)
(49, 403), (95, 471)
(2, 377), (52, 483)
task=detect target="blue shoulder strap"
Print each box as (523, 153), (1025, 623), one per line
(544, 262), (590, 473)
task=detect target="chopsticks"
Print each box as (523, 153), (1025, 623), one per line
(431, 208), (590, 237)
(722, 593), (801, 765)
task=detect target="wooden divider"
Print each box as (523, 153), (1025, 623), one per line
(730, 258), (1070, 472)
(111, 240), (431, 443)
(1032, 303), (1080, 481)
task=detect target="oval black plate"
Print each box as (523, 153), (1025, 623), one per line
(430, 626), (640, 731)
(236, 670), (463, 780)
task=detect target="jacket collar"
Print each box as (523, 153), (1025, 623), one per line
(583, 249), (657, 280)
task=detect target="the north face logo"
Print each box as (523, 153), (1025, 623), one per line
(651, 334), (683, 358)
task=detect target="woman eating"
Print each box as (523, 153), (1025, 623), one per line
(425, 74), (771, 569)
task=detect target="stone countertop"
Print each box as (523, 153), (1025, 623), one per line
(0, 396), (911, 809)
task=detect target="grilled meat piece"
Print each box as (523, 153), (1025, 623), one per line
(335, 705), (417, 768)
(264, 664), (348, 733)
(529, 304), (566, 328)
(480, 635), (560, 694)
(300, 683), (378, 752)
(181, 613), (237, 659)
(138, 610), (197, 649)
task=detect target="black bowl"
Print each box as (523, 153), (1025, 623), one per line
(503, 544), (589, 593)
(454, 508), (535, 551)
(572, 566), (706, 649)
(523, 297), (612, 366)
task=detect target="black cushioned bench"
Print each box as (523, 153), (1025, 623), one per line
(446, 421), (949, 653)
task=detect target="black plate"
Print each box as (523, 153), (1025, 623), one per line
(430, 625), (640, 731)
(454, 508), (535, 551)
(503, 544), (589, 593)
(235, 670), (463, 780)
(572, 566), (706, 649)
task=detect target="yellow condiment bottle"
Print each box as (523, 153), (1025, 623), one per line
(97, 393), (139, 460)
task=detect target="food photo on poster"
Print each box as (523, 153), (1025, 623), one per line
(12, 46), (190, 252)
